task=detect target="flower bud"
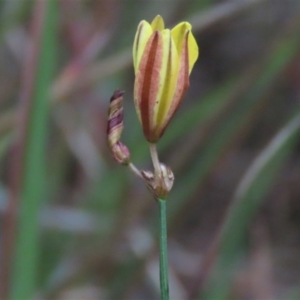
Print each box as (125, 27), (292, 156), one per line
(107, 90), (131, 165)
(133, 15), (199, 143)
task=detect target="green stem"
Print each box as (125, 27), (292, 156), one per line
(158, 198), (169, 300)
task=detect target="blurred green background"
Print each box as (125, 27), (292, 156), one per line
(1, 0), (300, 299)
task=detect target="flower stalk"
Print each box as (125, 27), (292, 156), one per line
(158, 197), (169, 300)
(149, 143), (161, 176)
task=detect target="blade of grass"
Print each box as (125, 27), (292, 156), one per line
(0, 1), (46, 296)
(9, 0), (57, 299)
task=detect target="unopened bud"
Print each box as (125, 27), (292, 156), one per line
(141, 163), (174, 199)
(107, 90), (131, 165)
(107, 90), (125, 149)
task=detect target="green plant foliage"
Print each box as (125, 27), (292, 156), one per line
(10, 1), (58, 298)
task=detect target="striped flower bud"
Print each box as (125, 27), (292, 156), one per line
(141, 163), (174, 199)
(107, 90), (130, 165)
(133, 15), (199, 143)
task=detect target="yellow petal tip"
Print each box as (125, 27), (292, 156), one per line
(151, 15), (165, 31)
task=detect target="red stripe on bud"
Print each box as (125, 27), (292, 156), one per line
(140, 31), (160, 141)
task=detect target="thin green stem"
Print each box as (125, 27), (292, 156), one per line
(158, 198), (169, 300)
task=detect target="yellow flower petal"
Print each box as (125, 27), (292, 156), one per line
(171, 22), (191, 54)
(158, 29), (190, 135)
(187, 31), (199, 74)
(155, 29), (179, 131)
(132, 20), (153, 74)
(171, 22), (198, 74)
(151, 15), (164, 31)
